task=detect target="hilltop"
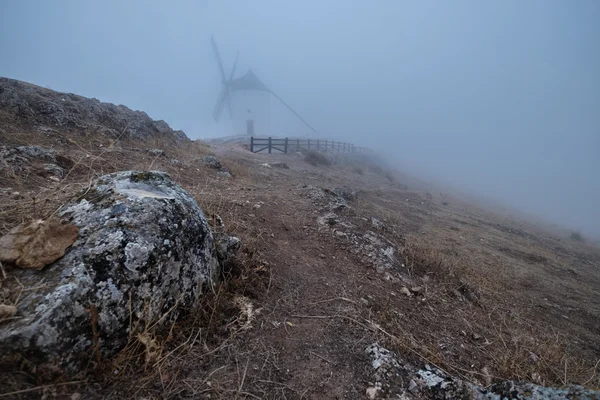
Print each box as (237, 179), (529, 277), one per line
(1, 80), (599, 399)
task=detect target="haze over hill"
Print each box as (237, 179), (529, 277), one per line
(1, 0), (598, 236)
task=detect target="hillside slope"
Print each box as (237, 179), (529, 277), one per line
(1, 83), (599, 399)
(0, 77), (187, 142)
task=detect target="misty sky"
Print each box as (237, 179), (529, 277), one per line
(1, 1), (599, 236)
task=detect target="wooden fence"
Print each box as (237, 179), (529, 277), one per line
(250, 137), (368, 154)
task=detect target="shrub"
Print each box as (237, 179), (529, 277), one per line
(570, 231), (584, 242)
(304, 150), (331, 166)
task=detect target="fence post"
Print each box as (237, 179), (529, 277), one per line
(250, 136), (254, 153)
(343, 142), (346, 152)
(297, 138), (300, 152)
(325, 140), (328, 152)
(284, 137), (288, 153)
(352, 144), (355, 153)
(308, 139), (311, 150)
(317, 139), (320, 151)
(268, 137), (272, 154)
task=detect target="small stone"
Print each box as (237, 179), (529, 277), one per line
(371, 217), (384, 230)
(408, 379), (418, 392)
(400, 287), (412, 297)
(410, 286), (423, 294)
(70, 393), (82, 400)
(472, 333), (482, 340)
(319, 253), (326, 259)
(271, 162), (289, 169)
(366, 386), (378, 399)
(147, 148), (165, 157)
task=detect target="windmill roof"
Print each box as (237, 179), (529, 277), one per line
(229, 69), (269, 91)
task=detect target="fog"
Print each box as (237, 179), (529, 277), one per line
(1, 1), (599, 236)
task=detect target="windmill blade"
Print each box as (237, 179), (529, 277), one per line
(269, 90), (317, 133)
(224, 50), (239, 118)
(229, 50), (239, 81)
(226, 88), (233, 118)
(210, 36), (227, 83)
(212, 87), (228, 121)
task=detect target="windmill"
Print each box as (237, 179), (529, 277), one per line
(210, 36), (316, 136)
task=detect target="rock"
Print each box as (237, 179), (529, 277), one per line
(271, 162), (289, 169)
(9, 145), (55, 161)
(211, 214), (225, 228)
(215, 235), (241, 265)
(0, 171), (220, 374)
(326, 187), (358, 201)
(365, 387), (378, 399)
(260, 163), (272, 169)
(43, 163), (64, 177)
(0, 304), (17, 320)
(147, 148), (165, 157)
(0, 218), (78, 270)
(400, 287), (412, 297)
(202, 155), (222, 169)
(317, 213), (338, 226)
(169, 158), (182, 166)
(371, 217), (384, 230)
(0, 145), (56, 174)
(410, 286), (423, 295)
(218, 169), (233, 178)
(364, 343), (600, 399)
(408, 379), (418, 393)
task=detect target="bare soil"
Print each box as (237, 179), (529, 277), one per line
(1, 130), (599, 399)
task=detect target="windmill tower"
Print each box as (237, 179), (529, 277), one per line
(210, 36), (316, 136)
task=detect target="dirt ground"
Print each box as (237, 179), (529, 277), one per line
(1, 130), (599, 399)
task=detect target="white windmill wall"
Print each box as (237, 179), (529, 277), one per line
(230, 90), (271, 135)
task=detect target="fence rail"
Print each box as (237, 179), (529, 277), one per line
(250, 137), (368, 154)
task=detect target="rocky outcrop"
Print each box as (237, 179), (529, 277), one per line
(201, 155), (232, 177)
(365, 343), (600, 399)
(0, 145), (70, 179)
(0, 77), (188, 142)
(0, 171), (220, 373)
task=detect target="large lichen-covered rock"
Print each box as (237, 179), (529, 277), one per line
(0, 171), (219, 373)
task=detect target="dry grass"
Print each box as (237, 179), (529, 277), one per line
(389, 233), (600, 388)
